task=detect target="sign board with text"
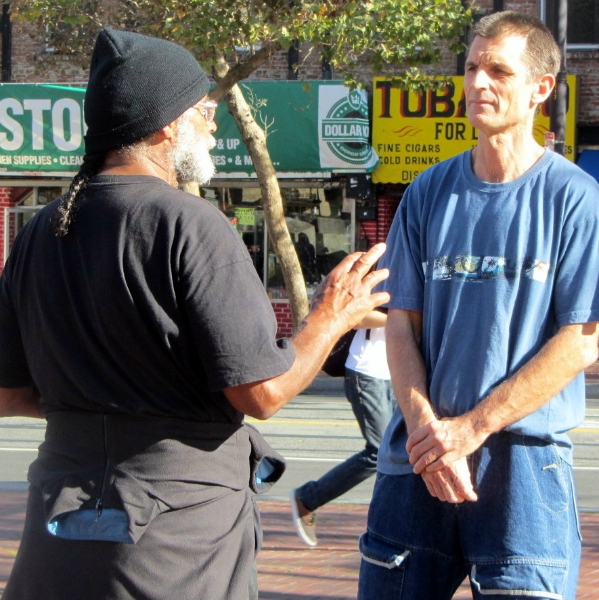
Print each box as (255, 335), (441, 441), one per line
(0, 82), (378, 178)
(371, 75), (578, 184)
(210, 81), (378, 177)
(0, 84), (86, 176)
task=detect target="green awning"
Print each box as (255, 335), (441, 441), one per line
(0, 82), (378, 178)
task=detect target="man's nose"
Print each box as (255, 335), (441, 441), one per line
(471, 68), (490, 89)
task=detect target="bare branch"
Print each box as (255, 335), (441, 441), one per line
(209, 41), (283, 102)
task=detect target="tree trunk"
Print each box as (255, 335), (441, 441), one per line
(181, 182), (200, 196)
(212, 64), (309, 332)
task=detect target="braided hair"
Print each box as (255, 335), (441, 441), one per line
(53, 153), (105, 237)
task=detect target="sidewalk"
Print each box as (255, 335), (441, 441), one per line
(0, 489), (597, 598)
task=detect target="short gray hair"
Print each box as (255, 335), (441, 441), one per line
(472, 11), (561, 80)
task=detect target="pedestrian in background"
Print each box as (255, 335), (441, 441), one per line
(359, 11), (599, 600)
(0, 27), (389, 600)
(291, 308), (395, 546)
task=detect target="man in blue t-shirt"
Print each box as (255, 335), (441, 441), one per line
(359, 11), (599, 600)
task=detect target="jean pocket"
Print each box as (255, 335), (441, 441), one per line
(525, 444), (570, 513)
(359, 532), (411, 570)
(470, 560), (566, 599)
(358, 533), (410, 600)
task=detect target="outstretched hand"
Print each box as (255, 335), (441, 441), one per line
(310, 243), (390, 334)
(221, 244), (390, 421)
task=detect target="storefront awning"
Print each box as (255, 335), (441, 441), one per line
(0, 82), (378, 179)
(577, 150), (599, 183)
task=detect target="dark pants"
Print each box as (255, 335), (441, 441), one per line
(297, 368), (396, 510)
(4, 483), (259, 600)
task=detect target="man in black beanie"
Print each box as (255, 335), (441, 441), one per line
(0, 27), (390, 600)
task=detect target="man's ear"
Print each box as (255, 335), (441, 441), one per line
(162, 121), (177, 142)
(532, 73), (556, 105)
(149, 122), (176, 146)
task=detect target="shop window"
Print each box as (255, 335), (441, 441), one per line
(543, 0), (599, 48)
(4, 186), (66, 263)
(33, 187), (63, 206)
(202, 185), (352, 299)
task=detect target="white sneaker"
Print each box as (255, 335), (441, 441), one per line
(290, 488), (318, 547)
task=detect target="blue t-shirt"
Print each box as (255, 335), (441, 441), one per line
(378, 149), (599, 474)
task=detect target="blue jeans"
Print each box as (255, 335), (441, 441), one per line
(358, 431), (581, 600)
(296, 369), (396, 510)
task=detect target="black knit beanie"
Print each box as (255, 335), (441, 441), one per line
(84, 28), (211, 155)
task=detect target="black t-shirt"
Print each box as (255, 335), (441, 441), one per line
(0, 175), (295, 422)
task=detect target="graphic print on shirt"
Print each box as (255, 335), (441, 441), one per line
(431, 255), (551, 283)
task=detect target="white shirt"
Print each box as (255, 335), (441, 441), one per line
(345, 326), (391, 380)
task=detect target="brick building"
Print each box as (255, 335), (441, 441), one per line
(1, 0), (599, 335)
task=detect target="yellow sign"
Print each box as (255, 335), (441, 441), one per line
(235, 207), (256, 226)
(372, 75), (578, 184)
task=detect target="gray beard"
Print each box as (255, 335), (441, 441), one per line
(171, 113), (217, 185)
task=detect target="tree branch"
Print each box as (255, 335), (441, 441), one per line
(209, 41), (283, 101)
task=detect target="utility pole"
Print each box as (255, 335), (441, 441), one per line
(1, 2), (11, 82)
(549, 0), (568, 156)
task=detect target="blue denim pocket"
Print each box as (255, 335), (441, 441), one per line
(359, 532), (411, 569)
(524, 441), (569, 513)
(470, 561), (566, 599)
(358, 533), (409, 599)
(358, 530), (466, 600)
(463, 434), (580, 599)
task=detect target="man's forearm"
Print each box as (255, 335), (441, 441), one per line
(0, 385), (43, 418)
(408, 321), (599, 474)
(223, 244), (391, 419)
(468, 321), (599, 437)
(386, 309), (477, 503)
(386, 309), (436, 432)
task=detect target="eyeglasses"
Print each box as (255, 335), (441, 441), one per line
(191, 101), (218, 123)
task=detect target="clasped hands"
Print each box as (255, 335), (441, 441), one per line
(406, 415), (487, 504)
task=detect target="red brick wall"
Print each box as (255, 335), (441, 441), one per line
(358, 220), (377, 248)
(569, 51), (599, 124)
(272, 300), (293, 338)
(356, 195), (401, 251)
(10, 21), (89, 84)
(0, 187), (14, 273)
(377, 196), (401, 243)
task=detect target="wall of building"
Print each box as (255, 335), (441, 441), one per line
(272, 301), (293, 338)
(8, 2), (599, 123)
(10, 21), (88, 84)
(570, 51), (599, 125)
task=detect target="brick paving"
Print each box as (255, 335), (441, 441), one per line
(0, 490), (597, 599)
(257, 500), (599, 600)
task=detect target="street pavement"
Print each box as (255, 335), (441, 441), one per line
(0, 490), (597, 599)
(0, 374), (598, 598)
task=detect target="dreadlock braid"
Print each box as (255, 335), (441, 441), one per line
(53, 154), (105, 237)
